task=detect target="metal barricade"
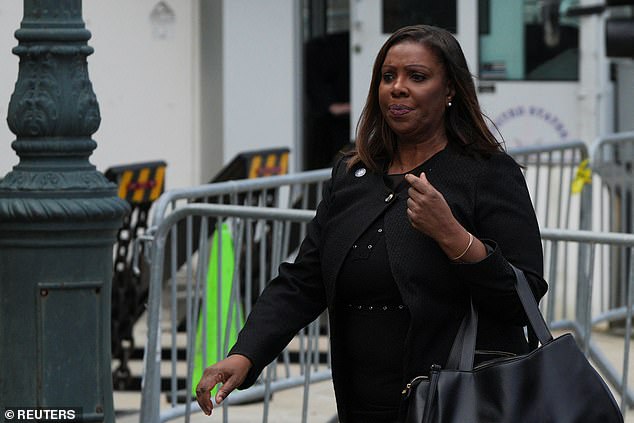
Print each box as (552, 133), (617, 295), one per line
(509, 141), (591, 231)
(508, 142), (596, 366)
(592, 131), (634, 315)
(143, 170), (332, 297)
(541, 228), (634, 416)
(139, 204), (332, 423)
(148, 168), (332, 229)
(105, 160), (167, 391)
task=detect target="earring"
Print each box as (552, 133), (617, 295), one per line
(448, 101), (452, 107)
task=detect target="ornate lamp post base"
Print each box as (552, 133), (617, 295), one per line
(0, 2), (129, 421)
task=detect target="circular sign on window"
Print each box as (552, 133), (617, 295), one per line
(490, 105), (570, 148)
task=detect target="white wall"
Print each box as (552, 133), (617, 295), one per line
(577, 0), (614, 141)
(0, 5), (22, 177)
(0, 1), (301, 188)
(221, 0), (298, 170)
(200, 0), (224, 184)
(0, 1), (199, 190)
(84, 0), (198, 189)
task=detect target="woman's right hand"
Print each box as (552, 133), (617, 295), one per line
(195, 354), (253, 416)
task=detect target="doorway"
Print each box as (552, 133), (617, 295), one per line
(302, 0), (352, 170)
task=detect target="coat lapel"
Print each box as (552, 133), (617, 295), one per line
(320, 165), (397, 307)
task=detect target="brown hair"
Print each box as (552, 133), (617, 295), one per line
(348, 25), (503, 172)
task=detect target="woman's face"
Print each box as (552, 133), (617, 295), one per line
(378, 41), (453, 144)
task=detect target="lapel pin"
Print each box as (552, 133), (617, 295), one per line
(355, 168), (366, 177)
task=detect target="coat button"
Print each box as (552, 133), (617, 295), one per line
(384, 193), (394, 202)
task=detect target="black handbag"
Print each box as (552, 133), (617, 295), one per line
(402, 265), (624, 423)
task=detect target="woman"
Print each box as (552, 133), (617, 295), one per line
(195, 25), (547, 423)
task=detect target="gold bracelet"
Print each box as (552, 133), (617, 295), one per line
(451, 232), (474, 261)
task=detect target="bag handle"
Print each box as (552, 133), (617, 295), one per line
(446, 300), (478, 370)
(447, 264), (553, 371)
(512, 265), (552, 345)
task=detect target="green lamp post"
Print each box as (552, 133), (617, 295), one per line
(0, 1), (129, 422)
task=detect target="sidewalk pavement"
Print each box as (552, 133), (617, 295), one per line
(114, 330), (634, 423)
(114, 379), (337, 423)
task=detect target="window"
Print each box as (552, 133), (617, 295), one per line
(303, 0), (349, 40)
(383, 0), (457, 34)
(479, 0), (579, 81)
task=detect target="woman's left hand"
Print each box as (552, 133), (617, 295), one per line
(404, 172), (460, 241)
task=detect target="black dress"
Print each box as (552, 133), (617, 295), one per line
(336, 173), (411, 423)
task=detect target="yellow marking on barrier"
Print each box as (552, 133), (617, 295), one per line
(264, 154), (277, 175)
(279, 152), (289, 175)
(132, 168), (151, 203)
(118, 170), (134, 200)
(248, 155), (263, 179)
(150, 166), (166, 201)
(572, 158), (592, 194)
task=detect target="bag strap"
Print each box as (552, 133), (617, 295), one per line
(511, 265), (553, 346)
(445, 301), (477, 370)
(448, 264), (553, 371)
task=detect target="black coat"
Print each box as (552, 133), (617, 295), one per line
(230, 144), (547, 421)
